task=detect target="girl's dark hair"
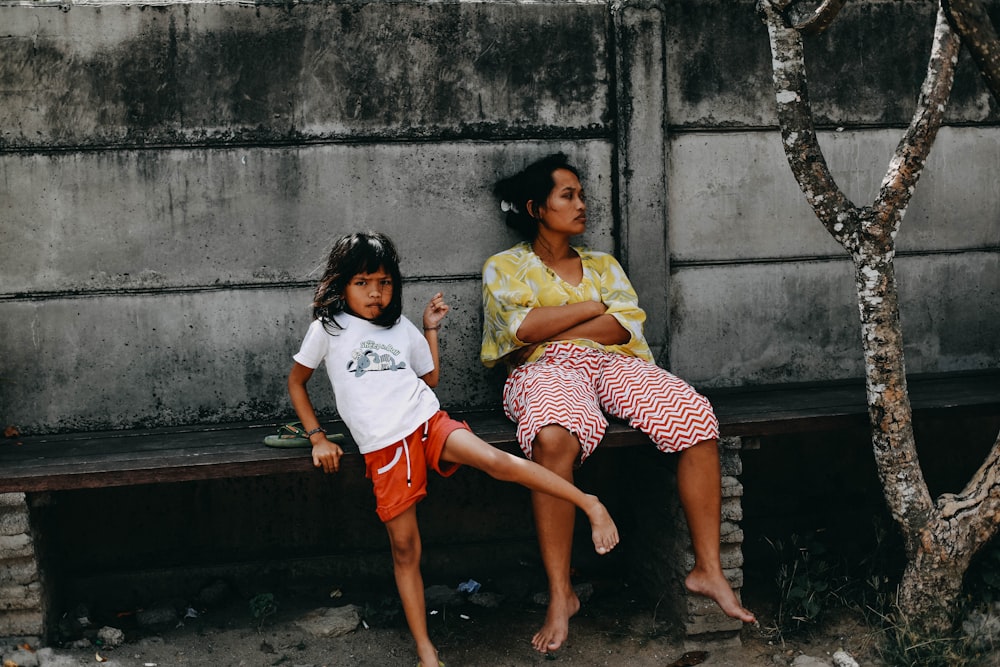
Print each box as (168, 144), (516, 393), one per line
(493, 153), (581, 241)
(312, 231), (403, 331)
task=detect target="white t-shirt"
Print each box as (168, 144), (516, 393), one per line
(293, 313), (440, 454)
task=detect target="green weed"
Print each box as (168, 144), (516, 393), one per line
(765, 531), (847, 638)
(249, 592), (278, 631)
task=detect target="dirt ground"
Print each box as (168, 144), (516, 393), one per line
(36, 577), (880, 667)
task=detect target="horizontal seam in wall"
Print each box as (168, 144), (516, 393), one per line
(0, 129), (615, 157)
(665, 121), (993, 134)
(0, 275), (479, 303)
(670, 246), (1000, 270)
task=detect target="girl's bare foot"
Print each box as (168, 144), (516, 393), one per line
(415, 640), (440, 667)
(531, 588), (581, 654)
(583, 494), (619, 555)
(685, 568), (756, 623)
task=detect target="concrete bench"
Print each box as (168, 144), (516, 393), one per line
(1, 370), (997, 643)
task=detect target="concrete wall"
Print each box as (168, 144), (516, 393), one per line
(663, 0), (1000, 385)
(1, 0), (998, 432)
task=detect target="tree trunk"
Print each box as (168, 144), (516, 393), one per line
(755, 0), (1000, 635)
(898, 431), (1000, 632)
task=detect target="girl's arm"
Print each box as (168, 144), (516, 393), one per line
(419, 292), (449, 388)
(287, 361), (343, 473)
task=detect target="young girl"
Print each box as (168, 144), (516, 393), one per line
(287, 231), (619, 667)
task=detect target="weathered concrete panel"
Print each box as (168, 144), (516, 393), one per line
(896, 251), (1000, 373)
(670, 253), (1000, 386)
(613, 1), (669, 359)
(668, 127), (1000, 262)
(0, 279), (498, 433)
(0, 142), (614, 295)
(670, 260), (862, 386)
(0, 2), (609, 149)
(665, 0), (1000, 128)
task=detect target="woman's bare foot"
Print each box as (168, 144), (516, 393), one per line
(582, 494), (619, 555)
(531, 588), (581, 654)
(685, 568), (756, 623)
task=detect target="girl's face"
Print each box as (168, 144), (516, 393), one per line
(536, 168), (587, 237)
(343, 268), (394, 321)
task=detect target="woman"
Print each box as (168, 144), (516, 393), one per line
(481, 153), (755, 654)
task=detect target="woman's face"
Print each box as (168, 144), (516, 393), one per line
(536, 168), (587, 237)
(343, 267), (394, 321)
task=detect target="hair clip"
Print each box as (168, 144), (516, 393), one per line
(500, 200), (519, 214)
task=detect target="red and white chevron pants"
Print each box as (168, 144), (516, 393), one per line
(503, 342), (719, 463)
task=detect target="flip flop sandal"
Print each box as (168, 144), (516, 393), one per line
(263, 422), (346, 448)
(264, 422), (310, 448)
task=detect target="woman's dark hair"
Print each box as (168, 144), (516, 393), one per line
(493, 153), (581, 240)
(312, 231), (403, 331)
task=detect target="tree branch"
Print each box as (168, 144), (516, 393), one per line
(873, 5), (960, 236)
(757, 0), (859, 249)
(792, 0), (848, 35)
(943, 0), (1000, 102)
(937, 431), (1000, 548)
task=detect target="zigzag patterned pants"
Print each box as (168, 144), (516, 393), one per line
(503, 342), (719, 463)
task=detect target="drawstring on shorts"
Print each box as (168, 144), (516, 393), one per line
(377, 420), (431, 489)
(403, 420), (429, 488)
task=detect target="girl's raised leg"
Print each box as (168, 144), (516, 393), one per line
(440, 427), (619, 555)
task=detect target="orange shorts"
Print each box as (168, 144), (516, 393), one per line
(363, 410), (466, 522)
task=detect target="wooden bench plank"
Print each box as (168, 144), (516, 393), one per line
(1, 370), (996, 493)
(706, 370), (1000, 437)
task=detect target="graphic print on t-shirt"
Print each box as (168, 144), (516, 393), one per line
(348, 340), (408, 377)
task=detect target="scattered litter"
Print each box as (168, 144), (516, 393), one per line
(184, 607), (199, 619)
(97, 626), (125, 649)
(361, 619), (370, 629)
(429, 610), (438, 615)
(96, 653), (107, 663)
(459, 614), (470, 620)
(329, 587), (343, 598)
(457, 579), (481, 594)
(832, 650), (860, 667)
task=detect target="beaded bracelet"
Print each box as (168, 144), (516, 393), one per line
(305, 426), (326, 438)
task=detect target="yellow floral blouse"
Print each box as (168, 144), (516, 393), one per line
(480, 242), (653, 369)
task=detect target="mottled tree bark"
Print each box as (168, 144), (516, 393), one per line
(758, 0), (1000, 634)
(944, 0), (1000, 100)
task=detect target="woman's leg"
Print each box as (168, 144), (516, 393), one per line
(384, 506), (440, 667)
(593, 354), (755, 623)
(678, 439), (756, 623)
(440, 427), (618, 556)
